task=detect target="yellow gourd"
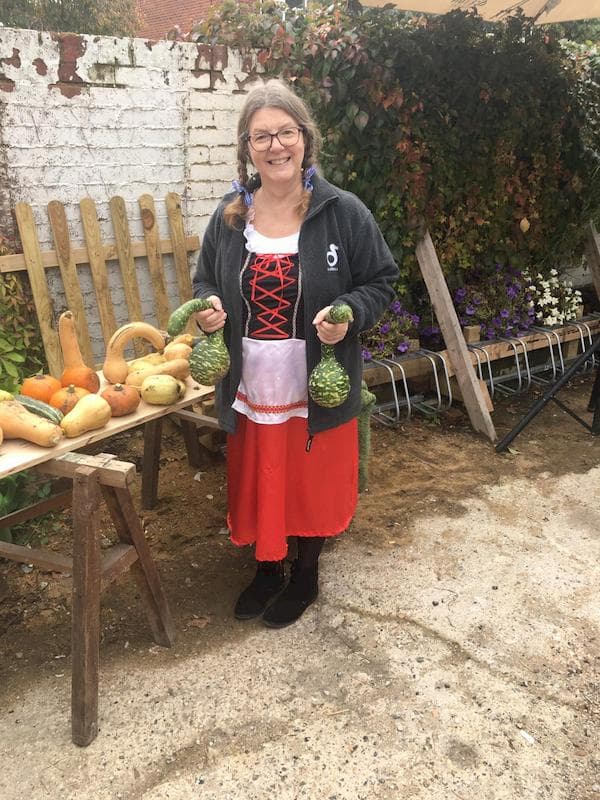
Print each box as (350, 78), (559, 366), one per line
(0, 399), (64, 447)
(60, 394), (112, 438)
(125, 358), (190, 389)
(103, 322), (165, 384)
(141, 375), (187, 405)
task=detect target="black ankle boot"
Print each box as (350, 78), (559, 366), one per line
(262, 560), (318, 628)
(234, 561), (285, 620)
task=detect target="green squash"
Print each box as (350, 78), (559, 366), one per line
(308, 303), (354, 408)
(167, 299), (230, 386)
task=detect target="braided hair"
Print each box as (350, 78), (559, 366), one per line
(224, 79), (322, 229)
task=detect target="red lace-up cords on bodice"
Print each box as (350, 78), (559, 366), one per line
(249, 254), (297, 339)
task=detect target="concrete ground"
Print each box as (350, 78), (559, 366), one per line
(0, 463), (598, 800)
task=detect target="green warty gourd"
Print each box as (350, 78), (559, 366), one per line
(308, 303), (354, 408)
(167, 299), (230, 386)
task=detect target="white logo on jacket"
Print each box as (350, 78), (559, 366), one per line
(326, 243), (339, 271)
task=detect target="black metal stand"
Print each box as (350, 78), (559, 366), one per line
(495, 336), (600, 453)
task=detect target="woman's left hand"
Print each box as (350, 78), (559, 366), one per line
(312, 305), (349, 345)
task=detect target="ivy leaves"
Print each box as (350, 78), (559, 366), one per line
(192, 2), (600, 300)
(0, 269), (45, 394)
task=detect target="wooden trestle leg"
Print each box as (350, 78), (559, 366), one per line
(141, 418), (162, 510)
(71, 465), (102, 747)
(101, 484), (176, 648)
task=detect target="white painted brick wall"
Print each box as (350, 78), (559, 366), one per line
(0, 28), (263, 359)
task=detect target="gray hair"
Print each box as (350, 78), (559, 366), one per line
(235, 79), (321, 187)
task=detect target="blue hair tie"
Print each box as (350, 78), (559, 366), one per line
(303, 165), (317, 192)
(232, 179), (253, 207)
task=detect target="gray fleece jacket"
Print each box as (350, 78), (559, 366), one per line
(192, 174), (399, 435)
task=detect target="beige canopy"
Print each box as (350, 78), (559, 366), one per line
(359, 0), (600, 24)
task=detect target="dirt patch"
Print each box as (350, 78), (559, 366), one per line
(0, 373), (598, 681)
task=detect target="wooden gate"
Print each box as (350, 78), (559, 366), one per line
(0, 193), (200, 376)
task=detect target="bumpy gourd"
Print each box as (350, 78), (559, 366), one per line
(167, 299), (230, 386)
(358, 381), (376, 493)
(308, 304), (354, 409)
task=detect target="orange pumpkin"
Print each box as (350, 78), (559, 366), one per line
(49, 384), (90, 415)
(58, 311), (100, 392)
(61, 366), (100, 393)
(100, 383), (141, 417)
(20, 374), (62, 404)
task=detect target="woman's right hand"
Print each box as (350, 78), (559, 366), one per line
(196, 295), (226, 333)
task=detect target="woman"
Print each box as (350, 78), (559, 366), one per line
(192, 79), (398, 628)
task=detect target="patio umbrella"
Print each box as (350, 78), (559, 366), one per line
(359, 0), (600, 25)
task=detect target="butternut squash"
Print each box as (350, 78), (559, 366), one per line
(125, 358), (190, 389)
(103, 322), (165, 384)
(60, 394), (112, 438)
(168, 333), (201, 347)
(163, 341), (192, 361)
(126, 352), (166, 372)
(0, 399), (64, 447)
(58, 311), (100, 392)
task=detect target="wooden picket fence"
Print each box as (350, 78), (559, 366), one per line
(0, 193), (200, 376)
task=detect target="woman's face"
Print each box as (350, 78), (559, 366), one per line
(246, 107), (305, 188)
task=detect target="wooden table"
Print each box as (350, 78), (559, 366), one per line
(0, 377), (214, 746)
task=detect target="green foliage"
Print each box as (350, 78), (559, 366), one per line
(191, 3), (600, 302)
(0, 238), (46, 394)
(0, 471), (58, 546)
(1, 0), (140, 36)
(548, 19), (600, 44)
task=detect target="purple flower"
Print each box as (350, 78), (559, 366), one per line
(390, 300), (402, 314)
(455, 287), (467, 302)
(500, 309), (509, 318)
(362, 348), (372, 361)
(380, 322), (391, 335)
(397, 341), (410, 353)
(465, 305), (476, 316)
(506, 284), (518, 299)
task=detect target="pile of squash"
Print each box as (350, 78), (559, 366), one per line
(0, 308), (198, 451)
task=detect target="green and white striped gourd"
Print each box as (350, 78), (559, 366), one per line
(308, 303), (354, 408)
(13, 394), (64, 425)
(167, 299), (230, 386)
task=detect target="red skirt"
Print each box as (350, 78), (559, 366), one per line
(227, 414), (358, 561)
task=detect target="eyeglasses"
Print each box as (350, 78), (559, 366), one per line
(245, 126), (304, 152)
